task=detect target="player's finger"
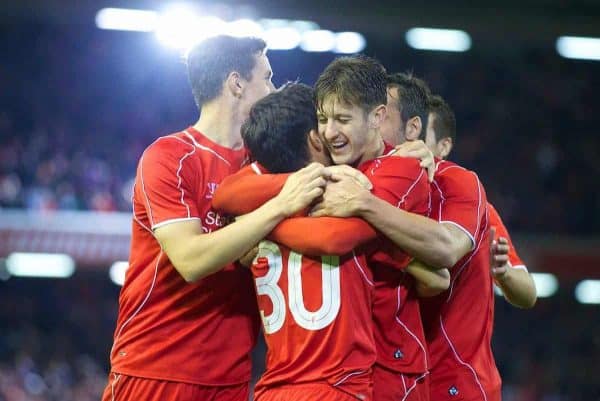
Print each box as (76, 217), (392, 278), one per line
(493, 255), (509, 265)
(496, 243), (510, 255)
(489, 226), (497, 252)
(497, 237), (509, 245)
(306, 176), (327, 190)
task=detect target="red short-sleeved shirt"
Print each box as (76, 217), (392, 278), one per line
(488, 202), (527, 272)
(420, 159), (501, 401)
(110, 127), (260, 385)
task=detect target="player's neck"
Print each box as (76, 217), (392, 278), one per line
(357, 135), (385, 165)
(192, 101), (244, 150)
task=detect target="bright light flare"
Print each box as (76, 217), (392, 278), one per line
(575, 280), (600, 304)
(6, 253), (75, 278)
(109, 261), (129, 286)
(531, 273), (559, 298)
(406, 28), (471, 52)
(556, 36), (600, 61)
(301, 30), (336, 52)
(95, 8), (159, 32)
(335, 32), (366, 54)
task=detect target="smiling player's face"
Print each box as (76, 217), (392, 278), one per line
(317, 96), (379, 167)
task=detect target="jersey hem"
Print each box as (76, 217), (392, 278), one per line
(111, 367), (251, 387)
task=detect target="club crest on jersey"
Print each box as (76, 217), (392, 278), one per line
(448, 386), (459, 396)
(205, 182), (219, 199)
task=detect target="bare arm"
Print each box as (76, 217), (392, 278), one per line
(490, 226), (537, 308)
(406, 259), (451, 297)
(155, 163), (327, 282)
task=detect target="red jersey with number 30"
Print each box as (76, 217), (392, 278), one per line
(420, 159), (500, 401)
(109, 127), (260, 385)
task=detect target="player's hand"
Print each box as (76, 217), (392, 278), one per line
(309, 175), (370, 218)
(323, 165), (372, 190)
(489, 226), (511, 280)
(274, 162), (327, 217)
(392, 140), (436, 182)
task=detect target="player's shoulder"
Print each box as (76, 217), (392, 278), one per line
(142, 130), (196, 163)
(371, 151), (424, 179)
(434, 159), (481, 187)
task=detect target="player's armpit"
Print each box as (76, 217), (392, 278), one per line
(269, 217), (377, 256)
(406, 260), (450, 297)
(213, 168), (289, 215)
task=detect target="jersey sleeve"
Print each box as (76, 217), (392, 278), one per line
(432, 164), (487, 249)
(488, 202), (527, 270)
(366, 156), (431, 270)
(212, 164), (289, 215)
(268, 217), (378, 256)
(138, 138), (201, 229)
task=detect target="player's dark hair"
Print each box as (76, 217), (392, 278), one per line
(187, 35), (267, 109)
(242, 83), (317, 173)
(315, 55), (387, 114)
(428, 94), (456, 143)
(387, 72), (431, 138)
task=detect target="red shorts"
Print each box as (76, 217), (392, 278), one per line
(101, 372), (249, 401)
(373, 365), (429, 401)
(255, 382), (368, 401)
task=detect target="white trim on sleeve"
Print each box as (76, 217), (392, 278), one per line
(440, 220), (476, 250)
(152, 217), (201, 230)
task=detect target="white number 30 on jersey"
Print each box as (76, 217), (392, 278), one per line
(254, 240), (341, 334)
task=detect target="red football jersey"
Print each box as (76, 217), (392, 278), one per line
(488, 202), (527, 272)
(419, 159), (500, 401)
(357, 149), (432, 376)
(110, 127), (260, 385)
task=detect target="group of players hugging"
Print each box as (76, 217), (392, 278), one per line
(101, 35), (536, 401)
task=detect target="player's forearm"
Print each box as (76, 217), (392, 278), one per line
(496, 267), (537, 309)
(356, 194), (458, 268)
(406, 260), (450, 297)
(175, 198), (287, 282)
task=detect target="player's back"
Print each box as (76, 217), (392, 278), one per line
(110, 127), (260, 385)
(252, 240), (376, 401)
(420, 159), (500, 401)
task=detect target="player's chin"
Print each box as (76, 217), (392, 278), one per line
(330, 152), (353, 166)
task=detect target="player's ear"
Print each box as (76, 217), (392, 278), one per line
(369, 104), (387, 129)
(438, 137), (453, 159)
(308, 129), (324, 152)
(404, 116), (422, 141)
(226, 71), (243, 98)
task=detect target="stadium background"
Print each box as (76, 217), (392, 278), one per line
(0, 1), (598, 400)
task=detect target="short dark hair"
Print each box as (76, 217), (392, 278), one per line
(428, 94), (456, 143)
(186, 35), (267, 108)
(242, 83), (317, 173)
(387, 72), (431, 137)
(315, 55), (387, 113)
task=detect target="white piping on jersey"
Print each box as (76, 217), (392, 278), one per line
(175, 144), (197, 218)
(250, 162), (263, 175)
(512, 264), (528, 271)
(152, 217), (201, 230)
(139, 154), (156, 227)
(432, 179), (477, 250)
(351, 251), (374, 286)
(397, 168), (426, 208)
(131, 182), (153, 234)
(446, 209), (489, 302)
(439, 315), (488, 401)
(394, 286), (428, 370)
(110, 373), (121, 401)
(332, 369), (369, 387)
(183, 130), (232, 166)
(401, 372), (429, 401)
(401, 373), (408, 393)
(111, 251), (162, 360)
